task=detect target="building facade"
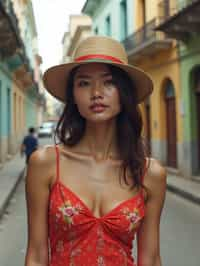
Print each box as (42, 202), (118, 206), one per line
(0, 0), (44, 165)
(82, 0), (134, 41)
(82, 0), (200, 179)
(125, 0), (182, 175)
(155, 0), (200, 177)
(62, 14), (92, 62)
(12, 0), (45, 130)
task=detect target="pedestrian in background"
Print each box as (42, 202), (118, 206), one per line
(21, 127), (38, 164)
(25, 36), (166, 266)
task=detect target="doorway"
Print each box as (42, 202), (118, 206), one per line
(193, 67), (200, 171)
(144, 97), (151, 155)
(165, 79), (177, 168)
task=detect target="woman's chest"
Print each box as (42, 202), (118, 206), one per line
(57, 156), (139, 218)
(49, 182), (145, 241)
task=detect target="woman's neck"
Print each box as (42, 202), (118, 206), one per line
(80, 120), (118, 161)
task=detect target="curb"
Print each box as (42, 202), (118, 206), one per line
(167, 184), (200, 205)
(0, 169), (25, 219)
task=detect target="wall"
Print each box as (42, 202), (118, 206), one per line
(25, 91), (37, 130)
(91, 0), (134, 41)
(179, 36), (200, 175)
(0, 63), (12, 162)
(131, 0), (183, 172)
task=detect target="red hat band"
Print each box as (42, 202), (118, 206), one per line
(75, 54), (124, 64)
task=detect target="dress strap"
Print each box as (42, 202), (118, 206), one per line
(55, 145), (60, 182)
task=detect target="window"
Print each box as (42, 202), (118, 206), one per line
(95, 27), (98, 35)
(120, 0), (128, 41)
(0, 81), (1, 134)
(7, 88), (11, 133)
(165, 79), (175, 99)
(105, 15), (111, 36)
(14, 92), (17, 132)
(142, 0), (146, 25)
(193, 67), (200, 93)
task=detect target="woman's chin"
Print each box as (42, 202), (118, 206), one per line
(84, 115), (116, 124)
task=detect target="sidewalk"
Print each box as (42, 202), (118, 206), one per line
(0, 153), (200, 218)
(167, 174), (200, 204)
(0, 153), (25, 218)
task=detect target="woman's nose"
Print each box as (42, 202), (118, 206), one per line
(91, 80), (103, 97)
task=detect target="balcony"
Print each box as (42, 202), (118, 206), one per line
(155, 0), (200, 41)
(0, 0), (22, 58)
(82, 0), (102, 16)
(0, 0), (37, 91)
(12, 65), (34, 89)
(122, 18), (172, 61)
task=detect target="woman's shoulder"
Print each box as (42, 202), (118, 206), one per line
(25, 146), (57, 203)
(27, 145), (57, 184)
(29, 145), (56, 166)
(145, 157), (166, 180)
(144, 157), (167, 199)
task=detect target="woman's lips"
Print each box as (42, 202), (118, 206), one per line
(89, 104), (108, 113)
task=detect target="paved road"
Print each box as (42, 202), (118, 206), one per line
(0, 136), (52, 266)
(160, 191), (200, 266)
(0, 137), (200, 266)
(0, 178), (27, 266)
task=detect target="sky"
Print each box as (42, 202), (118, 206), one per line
(32, 0), (86, 72)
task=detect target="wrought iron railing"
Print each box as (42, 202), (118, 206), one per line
(158, 0), (199, 23)
(0, 0), (21, 44)
(0, 0), (33, 71)
(122, 18), (157, 52)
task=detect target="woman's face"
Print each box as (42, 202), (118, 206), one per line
(73, 63), (121, 123)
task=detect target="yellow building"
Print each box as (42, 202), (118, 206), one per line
(11, 0), (43, 151)
(123, 0), (182, 172)
(62, 14), (92, 62)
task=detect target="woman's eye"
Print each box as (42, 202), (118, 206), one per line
(78, 80), (90, 87)
(104, 79), (115, 87)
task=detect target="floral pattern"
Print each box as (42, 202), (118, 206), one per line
(49, 183), (145, 266)
(122, 207), (143, 232)
(47, 145), (147, 265)
(59, 200), (81, 226)
(97, 255), (106, 266)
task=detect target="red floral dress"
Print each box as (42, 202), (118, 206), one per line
(48, 146), (146, 266)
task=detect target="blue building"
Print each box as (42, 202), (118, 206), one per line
(82, 0), (134, 41)
(0, 0), (43, 165)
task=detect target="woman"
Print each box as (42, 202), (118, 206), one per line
(25, 36), (166, 266)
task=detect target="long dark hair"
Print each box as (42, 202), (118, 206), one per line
(55, 64), (149, 191)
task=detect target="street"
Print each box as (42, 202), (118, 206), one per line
(0, 138), (200, 266)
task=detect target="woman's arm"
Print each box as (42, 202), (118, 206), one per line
(137, 158), (167, 266)
(24, 147), (55, 266)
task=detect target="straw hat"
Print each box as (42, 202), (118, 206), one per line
(43, 36), (153, 103)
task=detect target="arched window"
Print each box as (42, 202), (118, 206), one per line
(165, 79), (175, 98)
(164, 78), (177, 168)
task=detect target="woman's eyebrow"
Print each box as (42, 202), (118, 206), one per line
(75, 74), (91, 79)
(101, 72), (112, 78)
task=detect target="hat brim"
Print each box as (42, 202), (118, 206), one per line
(43, 60), (153, 104)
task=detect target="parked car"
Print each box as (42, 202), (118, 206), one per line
(38, 121), (56, 138)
